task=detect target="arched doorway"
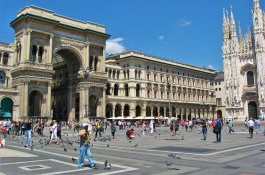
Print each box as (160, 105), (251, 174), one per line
(136, 105), (141, 117)
(146, 106), (151, 117)
(248, 101), (258, 119)
(29, 90), (42, 116)
(115, 104), (121, 117)
(217, 110), (222, 119)
(153, 106), (158, 117)
(106, 104), (113, 118)
(0, 97), (13, 118)
(124, 104), (130, 117)
(159, 107), (164, 117)
(52, 49), (81, 121)
(89, 95), (98, 117)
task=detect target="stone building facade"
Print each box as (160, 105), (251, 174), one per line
(0, 6), (109, 121)
(214, 72), (226, 119)
(222, 0), (265, 120)
(105, 51), (216, 120)
(0, 6), (217, 121)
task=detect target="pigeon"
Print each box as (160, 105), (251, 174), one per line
(104, 160), (111, 170)
(31, 146), (33, 151)
(168, 153), (180, 159)
(129, 140), (132, 143)
(158, 133), (161, 136)
(24, 145), (27, 148)
(39, 139), (43, 144)
(134, 144), (138, 147)
(166, 160), (172, 166)
(107, 144), (109, 147)
(72, 157), (76, 162)
(64, 148), (67, 152)
(74, 148), (77, 152)
(261, 149), (265, 152)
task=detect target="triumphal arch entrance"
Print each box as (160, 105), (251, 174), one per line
(10, 6), (109, 121)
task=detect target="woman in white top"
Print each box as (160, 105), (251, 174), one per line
(49, 120), (58, 144)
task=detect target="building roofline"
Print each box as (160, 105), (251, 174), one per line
(107, 50), (217, 74)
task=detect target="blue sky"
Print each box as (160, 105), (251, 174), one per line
(0, 0), (262, 71)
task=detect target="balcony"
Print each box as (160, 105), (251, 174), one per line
(243, 85), (257, 93)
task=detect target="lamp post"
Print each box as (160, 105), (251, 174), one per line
(78, 67), (93, 118)
(164, 81), (173, 118)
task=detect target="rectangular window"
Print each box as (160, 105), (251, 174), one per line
(147, 90), (150, 98)
(219, 88), (221, 91)
(161, 92), (163, 99)
(154, 75), (157, 81)
(216, 98), (222, 106)
(147, 74), (150, 81)
(154, 91), (157, 98)
(160, 76), (163, 82)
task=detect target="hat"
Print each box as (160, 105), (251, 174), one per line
(83, 123), (88, 127)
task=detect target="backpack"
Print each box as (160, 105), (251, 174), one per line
(213, 121), (221, 133)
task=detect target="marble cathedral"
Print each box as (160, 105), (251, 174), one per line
(222, 0), (265, 120)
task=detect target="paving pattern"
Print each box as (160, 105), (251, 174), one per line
(1, 124), (265, 175)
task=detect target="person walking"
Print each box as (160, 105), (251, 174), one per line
(142, 121), (147, 136)
(149, 119), (154, 134)
(213, 119), (222, 143)
(228, 120), (235, 134)
(110, 121), (116, 139)
(248, 117), (255, 139)
(201, 119), (207, 140)
(24, 120), (33, 147)
(49, 120), (58, 144)
(94, 120), (102, 140)
(77, 123), (97, 169)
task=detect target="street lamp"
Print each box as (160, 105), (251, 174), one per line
(164, 81), (174, 118)
(78, 67), (94, 118)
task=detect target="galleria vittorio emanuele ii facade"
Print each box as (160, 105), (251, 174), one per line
(0, 6), (217, 122)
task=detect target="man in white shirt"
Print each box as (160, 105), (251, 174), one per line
(247, 118), (255, 139)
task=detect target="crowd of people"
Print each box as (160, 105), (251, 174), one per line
(0, 116), (264, 169)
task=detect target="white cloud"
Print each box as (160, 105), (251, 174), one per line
(106, 37), (126, 55)
(208, 64), (215, 70)
(178, 18), (192, 27)
(158, 35), (164, 40)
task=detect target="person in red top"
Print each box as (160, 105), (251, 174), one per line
(126, 129), (135, 139)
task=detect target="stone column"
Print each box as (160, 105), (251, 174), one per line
(121, 105), (124, 118)
(48, 34), (54, 64)
(0, 52), (3, 65)
(102, 87), (106, 118)
(47, 82), (52, 119)
(23, 79), (29, 117)
(26, 30), (32, 62)
(101, 47), (106, 72)
(151, 106), (153, 117)
(191, 108), (195, 118)
(112, 105), (116, 117)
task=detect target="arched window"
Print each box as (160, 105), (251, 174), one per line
(89, 56), (93, 70)
(31, 45), (37, 63)
(114, 84), (119, 96)
(94, 56), (98, 71)
(124, 84), (129, 97)
(146, 106), (151, 117)
(106, 83), (111, 95)
(153, 106), (158, 117)
(3, 53), (9, 65)
(115, 104), (121, 117)
(136, 105), (141, 117)
(106, 104), (113, 118)
(38, 46), (43, 63)
(0, 71), (6, 87)
(124, 104), (130, 117)
(136, 84), (140, 97)
(247, 71), (254, 86)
